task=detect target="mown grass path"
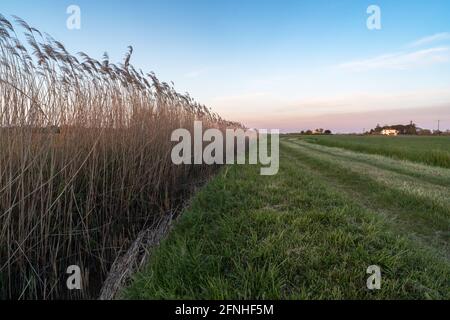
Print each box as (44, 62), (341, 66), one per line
(303, 135), (450, 168)
(124, 137), (450, 299)
(284, 139), (450, 258)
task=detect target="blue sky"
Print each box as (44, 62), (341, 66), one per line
(2, 0), (450, 132)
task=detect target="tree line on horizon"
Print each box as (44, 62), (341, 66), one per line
(299, 128), (333, 135)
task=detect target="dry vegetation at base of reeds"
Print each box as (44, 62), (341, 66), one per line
(0, 14), (241, 299)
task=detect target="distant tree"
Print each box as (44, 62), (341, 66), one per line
(374, 124), (382, 133)
(324, 129), (332, 135)
(305, 130), (313, 135)
(418, 129), (432, 136)
(406, 121), (417, 135)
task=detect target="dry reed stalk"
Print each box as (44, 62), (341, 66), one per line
(0, 14), (242, 299)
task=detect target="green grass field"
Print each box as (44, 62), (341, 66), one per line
(302, 135), (450, 168)
(123, 136), (450, 300)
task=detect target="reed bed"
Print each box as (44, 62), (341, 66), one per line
(0, 15), (241, 299)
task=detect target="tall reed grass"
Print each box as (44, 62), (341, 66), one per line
(0, 15), (241, 299)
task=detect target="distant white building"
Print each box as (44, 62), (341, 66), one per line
(381, 129), (399, 136)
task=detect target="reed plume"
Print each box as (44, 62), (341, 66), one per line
(0, 14), (242, 299)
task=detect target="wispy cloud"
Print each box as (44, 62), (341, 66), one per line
(184, 68), (208, 78)
(291, 88), (450, 114)
(337, 47), (450, 72)
(212, 91), (271, 103)
(409, 32), (450, 47)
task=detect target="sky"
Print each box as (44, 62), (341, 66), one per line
(1, 0), (450, 132)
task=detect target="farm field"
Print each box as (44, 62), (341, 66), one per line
(123, 136), (450, 299)
(302, 135), (450, 168)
